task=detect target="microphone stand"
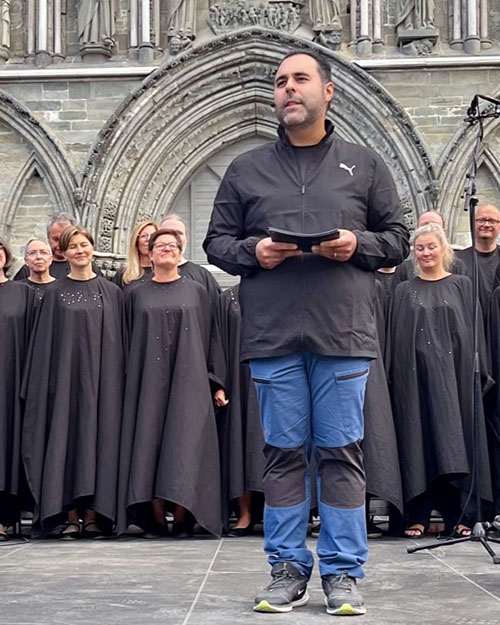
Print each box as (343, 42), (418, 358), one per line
(408, 94), (500, 564)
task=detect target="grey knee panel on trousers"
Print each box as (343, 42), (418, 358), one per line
(263, 444), (307, 507)
(316, 442), (365, 508)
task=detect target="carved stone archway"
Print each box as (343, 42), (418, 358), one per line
(0, 91), (79, 232)
(81, 29), (437, 254)
(437, 101), (500, 241)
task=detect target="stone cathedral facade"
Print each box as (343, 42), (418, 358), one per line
(1, 0), (500, 278)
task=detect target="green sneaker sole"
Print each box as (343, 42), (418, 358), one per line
(253, 593), (309, 613)
(326, 601), (366, 616)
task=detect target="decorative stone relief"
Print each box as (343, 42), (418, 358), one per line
(396, 0), (439, 54)
(310, 0), (342, 49)
(208, 1), (303, 35)
(168, 0), (197, 54)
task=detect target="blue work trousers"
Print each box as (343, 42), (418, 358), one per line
(250, 352), (370, 580)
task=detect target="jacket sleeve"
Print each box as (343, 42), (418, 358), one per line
(203, 163), (262, 277)
(350, 156), (410, 271)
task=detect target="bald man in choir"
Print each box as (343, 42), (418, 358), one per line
(393, 210), (467, 287)
(14, 213), (101, 281)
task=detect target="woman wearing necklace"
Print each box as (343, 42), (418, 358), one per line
(0, 237), (35, 541)
(22, 226), (125, 539)
(387, 223), (492, 539)
(117, 228), (228, 538)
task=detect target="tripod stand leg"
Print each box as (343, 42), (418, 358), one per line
(478, 537), (500, 563)
(407, 536), (470, 553)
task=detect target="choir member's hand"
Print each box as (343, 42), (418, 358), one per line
(214, 389), (229, 407)
(256, 237), (302, 270)
(312, 229), (358, 262)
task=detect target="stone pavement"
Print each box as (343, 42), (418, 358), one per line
(1, 533), (500, 625)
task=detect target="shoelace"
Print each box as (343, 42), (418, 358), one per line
(268, 565), (301, 589)
(327, 571), (352, 591)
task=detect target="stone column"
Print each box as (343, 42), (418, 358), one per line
(480, 0), (491, 49)
(349, 0), (381, 57)
(450, 0), (462, 49)
(26, 0), (36, 61)
(0, 0), (11, 63)
(36, 0), (51, 65)
(129, 0), (138, 59)
(464, 0), (480, 54)
(138, 0), (153, 64)
(357, 0), (372, 56)
(53, 0), (64, 60)
(372, 0), (383, 52)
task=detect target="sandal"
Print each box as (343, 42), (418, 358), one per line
(82, 521), (104, 539)
(59, 521), (80, 540)
(439, 524), (472, 539)
(404, 524), (426, 539)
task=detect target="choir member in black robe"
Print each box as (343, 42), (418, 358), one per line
(112, 220), (158, 292)
(13, 213), (101, 281)
(117, 229), (228, 538)
(0, 237), (35, 540)
(456, 204), (500, 316)
(388, 223), (492, 538)
(485, 288), (500, 522)
(22, 226), (125, 539)
(217, 286), (265, 535)
(20, 237), (56, 304)
(160, 214), (221, 314)
(362, 270), (403, 537)
(393, 210), (467, 289)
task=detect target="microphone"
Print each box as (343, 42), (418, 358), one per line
(466, 94), (479, 119)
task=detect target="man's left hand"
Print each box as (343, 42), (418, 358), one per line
(312, 229), (358, 262)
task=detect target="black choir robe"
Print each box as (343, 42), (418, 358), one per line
(0, 281), (35, 525)
(117, 277), (226, 536)
(21, 276), (125, 530)
(387, 274), (492, 505)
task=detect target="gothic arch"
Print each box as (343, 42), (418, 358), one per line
(437, 103), (500, 239)
(80, 29), (437, 254)
(0, 91), (78, 231)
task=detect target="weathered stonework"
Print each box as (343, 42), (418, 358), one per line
(0, 1), (499, 273)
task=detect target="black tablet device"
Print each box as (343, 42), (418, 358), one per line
(268, 227), (340, 252)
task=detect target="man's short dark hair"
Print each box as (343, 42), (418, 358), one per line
(278, 49), (332, 85)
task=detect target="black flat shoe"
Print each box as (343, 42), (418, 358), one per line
(82, 521), (104, 539)
(0, 531), (10, 542)
(142, 523), (170, 539)
(227, 523), (253, 537)
(58, 521), (81, 540)
(172, 521), (193, 539)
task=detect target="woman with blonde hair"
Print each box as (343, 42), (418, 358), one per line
(113, 220), (159, 291)
(388, 223), (492, 539)
(22, 225), (125, 539)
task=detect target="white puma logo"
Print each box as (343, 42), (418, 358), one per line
(339, 163), (356, 176)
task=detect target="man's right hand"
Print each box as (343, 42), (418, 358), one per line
(256, 237), (302, 270)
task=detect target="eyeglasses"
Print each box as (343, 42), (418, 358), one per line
(476, 218), (500, 226)
(152, 242), (180, 252)
(26, 250), (51, 258)
(137, 233), (151, 241)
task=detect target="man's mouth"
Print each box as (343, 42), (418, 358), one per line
(285, 100), (301, 108)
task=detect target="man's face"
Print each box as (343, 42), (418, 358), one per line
(475, 205), (500, 244)
(418, 212), (444, 230)
(273, 54), (333, 130)
(48, 222), (71, 261)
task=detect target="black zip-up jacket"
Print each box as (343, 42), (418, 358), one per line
(203, 123), (410, 361)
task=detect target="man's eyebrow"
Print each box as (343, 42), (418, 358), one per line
(275, 70), (311, 82)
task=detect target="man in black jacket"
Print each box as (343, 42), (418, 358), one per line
(204, 50), (409, 616)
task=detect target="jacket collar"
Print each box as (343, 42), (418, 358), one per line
(277, 119), (335, 147)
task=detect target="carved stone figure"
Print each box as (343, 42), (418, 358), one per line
(168, 0), (196, 54)
(0, 0), (10, 62)
(78, 0), (116, 60)
(208, 1), (302, 35)
(396, 0), (435, 30)
(309, 0), (341, 33)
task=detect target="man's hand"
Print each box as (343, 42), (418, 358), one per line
(256, 237), (302, 270)
(311, 229), (357, 262)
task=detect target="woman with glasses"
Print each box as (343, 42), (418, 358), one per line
(21, 237), (55, 303)
(22, 226), (125, 539)
(0, 237), (35, 540)
(112, 220), (159, 292)
(388, 223), (492, 539)
(117, 228), (228, 538)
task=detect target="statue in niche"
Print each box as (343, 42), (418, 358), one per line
(396, 0), (438, 55)
(0, 0), (10, 62)
(78, 0), (116, 59)
(396, 0), (435, 30)
(168, 0), (196, 55)
(309, 0), (342, 49)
